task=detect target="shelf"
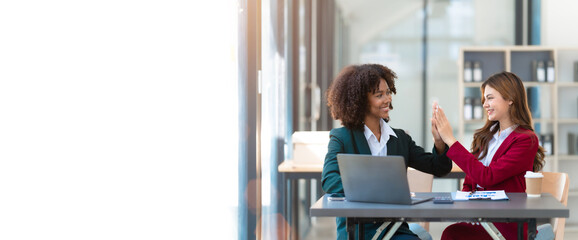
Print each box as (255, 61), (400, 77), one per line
(558, 155), (578, 161)
(558, 82), (578, 87)
(521, 81), (556, 87)
(463, 82), (483, 87)
(464, 119), (485, 124)
(558, 119), (578, 124)
(509, 46), (555, 51)
(511, 50), (554, 82)
(461, 63), (566, 86)
(533, 118), (555, 123)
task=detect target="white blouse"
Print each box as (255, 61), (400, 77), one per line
(363, 119), (398, 156)
(480, 124), (518, 167)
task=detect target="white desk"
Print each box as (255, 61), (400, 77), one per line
(278, 161), (323, 240)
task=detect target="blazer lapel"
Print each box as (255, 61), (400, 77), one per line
(492, 130), (520, 162)
(351, 129), (371, 154)
(386, 137), (400, 155)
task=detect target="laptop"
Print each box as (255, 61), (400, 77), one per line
(337, 154), (433, 205)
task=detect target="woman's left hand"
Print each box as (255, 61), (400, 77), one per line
(431, 102), (443, 142)
(431, 102), (446, 153)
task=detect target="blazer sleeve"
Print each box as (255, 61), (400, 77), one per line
(447, 132), (537, 188)
(397, 129), (452, 177)
(321, 128), (346, 194)
(461, 175), (474, 192)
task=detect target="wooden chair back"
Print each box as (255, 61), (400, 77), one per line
(541, 172), (569, 240)
(407, 168), (434, 231)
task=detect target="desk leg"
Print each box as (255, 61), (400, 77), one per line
(316, 178), (323, 199)
(305, 179), (311, 218)
(480, 222), (505, 240)
(518, 223), (523, 240)
(283, 173), (288, 240)
(528, 219), (537, 240)
(383, 222), (403, 240)
(346, 218), (356, 240)
(358, 221), (364, 239)
(290, 179), (299, 240)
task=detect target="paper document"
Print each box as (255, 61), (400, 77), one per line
(454, 190), (509, 201)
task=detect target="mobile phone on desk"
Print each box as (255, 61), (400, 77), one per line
(328, 193), (345, 201)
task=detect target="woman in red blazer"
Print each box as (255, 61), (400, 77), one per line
(432, 71), (545, 240)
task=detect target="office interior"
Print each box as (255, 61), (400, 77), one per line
(236, 0), (578, 239)
(2, 0), (576, 240)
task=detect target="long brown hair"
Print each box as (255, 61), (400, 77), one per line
(471, 71), (545, 171)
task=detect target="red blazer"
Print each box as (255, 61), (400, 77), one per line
(446, 127), (539, 239)
(448, 126), (538, 192)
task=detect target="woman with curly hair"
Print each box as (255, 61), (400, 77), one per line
(322, 63), (453, 240)
(432, 71), (545, 240)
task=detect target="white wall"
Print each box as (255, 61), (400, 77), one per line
(542, 0), (578, 46)
(0, 1), (239, 239)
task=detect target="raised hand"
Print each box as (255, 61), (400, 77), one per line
(431, 102), (442, 142)
(431, 102), (445, 153)
(432, 103), (457, 147)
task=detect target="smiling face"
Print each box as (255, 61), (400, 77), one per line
(483, 85), (513, 124)
(366, 79), (392, 122)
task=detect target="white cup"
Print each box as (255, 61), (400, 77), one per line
(524, 171), (544, 197)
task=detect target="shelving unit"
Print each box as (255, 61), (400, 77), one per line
(553, 50), (578, 236)
(458, 46), (578, 232)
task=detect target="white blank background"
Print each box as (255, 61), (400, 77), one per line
(0, 1), (238, 239)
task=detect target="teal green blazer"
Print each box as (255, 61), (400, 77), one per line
(321, 126), (452, 239)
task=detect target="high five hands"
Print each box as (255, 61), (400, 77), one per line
(431, 102), (457, 148)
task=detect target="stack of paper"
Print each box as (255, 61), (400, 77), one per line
(454, 190), (509, 201)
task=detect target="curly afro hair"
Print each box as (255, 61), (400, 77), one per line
(326, 64), (397, 130)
